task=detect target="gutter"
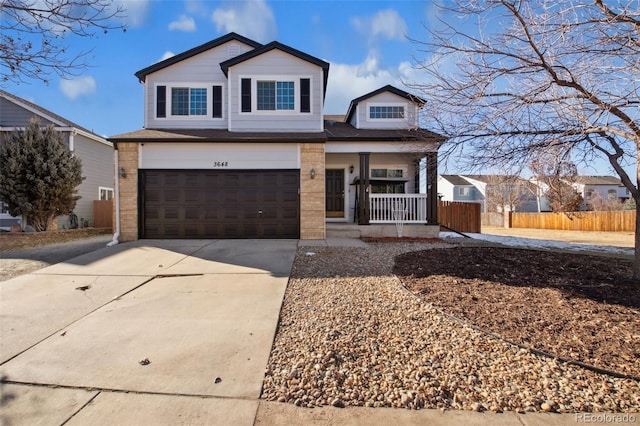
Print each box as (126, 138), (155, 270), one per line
(107, 149), (120, 246)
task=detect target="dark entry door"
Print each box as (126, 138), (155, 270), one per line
(141, 170), (299, 239)
(326, 169), (344, 218)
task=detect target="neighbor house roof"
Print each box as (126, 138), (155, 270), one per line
(344, 85), (426, 124)
(220, 41), (330, 99)
(573, 176), (622, 186)
(0, 89), (110, 145)
(439, 175), (473, 186)
(134, 32), (262, 83)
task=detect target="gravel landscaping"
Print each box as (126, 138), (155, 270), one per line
(261, 241), (640, 413)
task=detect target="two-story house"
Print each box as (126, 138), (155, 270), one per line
(109, 33), (442, 241)
(0, 90), (114, 231)
(438, 174), (538, 213)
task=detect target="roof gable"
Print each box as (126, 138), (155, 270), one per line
(134, 32), (262, 82)
(1, 89), (68, 127)
(220, 41), (330, 98)
(0, 90), (110, 146)
(345, 85), (426, 124)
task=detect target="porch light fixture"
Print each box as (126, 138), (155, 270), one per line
(119, 167), (127, 178)
(310, 168), (316, 179)
(349, 165), (354, 174)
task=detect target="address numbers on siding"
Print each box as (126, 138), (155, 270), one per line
(213, 161), (229, 167)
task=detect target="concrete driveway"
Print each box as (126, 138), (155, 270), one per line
(0, 239), (297, 425)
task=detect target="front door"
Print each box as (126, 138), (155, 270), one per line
(326, 169), (345, 218)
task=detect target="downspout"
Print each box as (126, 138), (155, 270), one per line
(107, 148), (120, 246)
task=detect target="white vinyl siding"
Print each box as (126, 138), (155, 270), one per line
(139, 143), (300, 170)
(228, 50), (324, 132)
(143, 41), (254, 129)
(355, 92), (419, 130)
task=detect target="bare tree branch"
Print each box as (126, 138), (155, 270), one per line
(1, 0), (126, 85)
(407, 0), (640, 281)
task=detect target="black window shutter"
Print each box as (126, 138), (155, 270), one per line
(212, 86), (222, 118)
(156, 86), (166, 118)
(241, 78), (251, 112)
(300, 78), (310, 113)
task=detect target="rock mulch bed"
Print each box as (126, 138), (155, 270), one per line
(261, 242), (640, 413)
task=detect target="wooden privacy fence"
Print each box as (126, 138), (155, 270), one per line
(438, 201), (481, 233)
(511, 210), (634, 232)
(93, 200), (113, 229)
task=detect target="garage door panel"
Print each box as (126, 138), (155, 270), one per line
(142, 170), (299, 239)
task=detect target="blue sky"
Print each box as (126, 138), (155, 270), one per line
(7, 0), (436, 137)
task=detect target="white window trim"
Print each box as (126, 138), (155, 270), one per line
(366, 102), (407, 122)
(98, 186), (114, 200)
(155, 83), (225, 120)
(458, 187), (471, 196)
(239, 75), (312, 115)
(369, 166), (407, 179)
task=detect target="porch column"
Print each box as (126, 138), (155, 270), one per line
(358, 152), (370, 225)
(426, 152), (438, 225)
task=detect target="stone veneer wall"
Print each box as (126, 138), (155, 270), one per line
(116, 142), (139, 241)
(300, 143), (326, 239)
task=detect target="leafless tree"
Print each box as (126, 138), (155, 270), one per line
(587, 191), (626, 211)
(1, 0), (126, 85)
(409, 0), (640, 282)
(482, 175), (535, 213)
(530, 151), (584, 212)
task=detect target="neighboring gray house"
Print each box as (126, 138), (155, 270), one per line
(438, 175), (480, 203)
(574, 176), (630, 210)
(0, 90), (114, 230)
(438, 174), (538, 212)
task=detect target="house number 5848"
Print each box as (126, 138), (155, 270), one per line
(213, 161), (228, 167)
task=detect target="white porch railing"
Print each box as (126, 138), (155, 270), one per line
(369, 194), (429, 223)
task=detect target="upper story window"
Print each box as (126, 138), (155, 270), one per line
(156, 85), (223, 119)
(241, 77), (311, 113)
(608, 189), (617, 200)
(369, 105), (405, 119)
(172, 88), (207, 116)
(257, 80), (295, 111)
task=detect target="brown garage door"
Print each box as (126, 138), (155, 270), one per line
(141, 170), (299, 239)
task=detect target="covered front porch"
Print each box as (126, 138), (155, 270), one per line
(324, 151), (438, 230)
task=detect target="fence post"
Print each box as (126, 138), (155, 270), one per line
(504, 211), (512, 229)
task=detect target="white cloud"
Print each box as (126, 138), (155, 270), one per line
(59, 76), (96, 100)
(351, 9), (408, 42)
(113, 0), (150, 28)
(160, 51), (175, 62)
(325, 51), (401, 114)
(211, 0), (276, 43)
(169, 14), (196, 32)
(186, 0), (210, 17)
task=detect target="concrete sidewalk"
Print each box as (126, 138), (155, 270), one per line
(1, 238), (630, 425)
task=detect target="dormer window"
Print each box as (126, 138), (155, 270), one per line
(369, 105), (405, 119)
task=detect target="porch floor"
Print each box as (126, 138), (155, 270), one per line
(326, 222), (440, 239)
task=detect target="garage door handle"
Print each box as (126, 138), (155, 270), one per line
(258, 210), (263, 214)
